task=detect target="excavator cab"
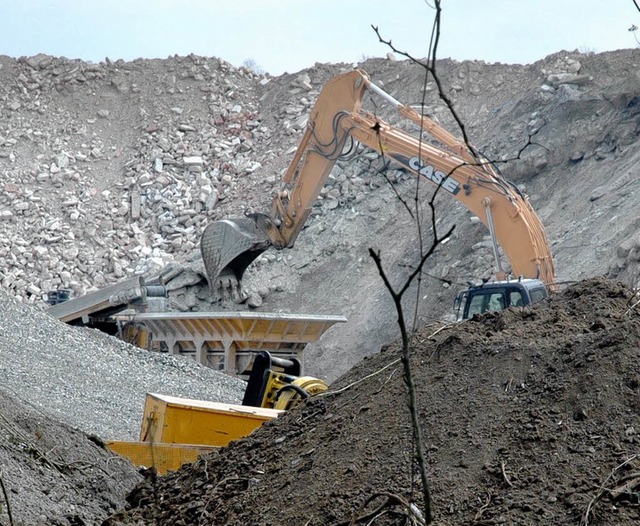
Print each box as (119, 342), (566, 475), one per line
(455, 278), (548, 320)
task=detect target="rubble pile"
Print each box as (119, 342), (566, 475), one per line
(0, 48), (639, 376)
(0, 54), (267, 300)
(0, 54), (406, 305)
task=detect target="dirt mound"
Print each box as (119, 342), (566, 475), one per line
(104, 277), (640, 525)
(0, 388), (141, 525)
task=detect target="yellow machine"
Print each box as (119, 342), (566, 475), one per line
(201, 69), (556, 310)
(242, 351), (328, 410)
(138, 393), (283, 446)
(106, 440), (217, 476)
(107, 351), (328, 474)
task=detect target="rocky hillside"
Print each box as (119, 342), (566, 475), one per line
(0, 47), (639, 526)
(1, 49), (639, 384)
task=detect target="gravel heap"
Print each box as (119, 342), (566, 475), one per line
(0, 288), (245, 441)
(0, 54), (272, 302)
(0, 387), (142, 525)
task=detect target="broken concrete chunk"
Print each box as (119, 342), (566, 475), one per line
(183, 156), (204, 165)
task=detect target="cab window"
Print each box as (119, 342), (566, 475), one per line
(466, 292), (506, 317)
(509, 291), (524, 307)
(530, 287), (548, 303)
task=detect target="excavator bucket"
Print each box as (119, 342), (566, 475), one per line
(200, 217), (271, 300)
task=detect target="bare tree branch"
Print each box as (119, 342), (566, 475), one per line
(371, 25), (482, 164)
(0, 470), (14, 526)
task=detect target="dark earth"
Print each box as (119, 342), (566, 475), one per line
(0, 388), (141, 525)
(103, 278), (640, 526)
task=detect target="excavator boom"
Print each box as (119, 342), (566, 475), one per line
(200, 69), (555, 298)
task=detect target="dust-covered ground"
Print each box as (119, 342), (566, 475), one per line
(104, 277), (640, 525)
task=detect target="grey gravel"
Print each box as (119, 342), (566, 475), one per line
(0, 289), (246, 441)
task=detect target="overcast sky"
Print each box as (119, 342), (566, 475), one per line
(1, 1), (638, 75)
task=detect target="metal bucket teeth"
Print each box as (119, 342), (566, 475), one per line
(200, 218), (271, 294)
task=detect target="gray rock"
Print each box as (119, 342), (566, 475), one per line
(183, 155), (204, 165)
(247, 292), (263, 308)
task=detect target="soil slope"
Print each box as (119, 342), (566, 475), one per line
(105, 278), (640, 526)
(0, 388), (141, 525)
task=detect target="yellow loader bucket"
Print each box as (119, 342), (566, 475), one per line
(107, 441), (217, 475)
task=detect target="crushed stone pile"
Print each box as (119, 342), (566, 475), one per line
(0, 387), (142, 526)
(0, 286), (245, 525)
(105, 278), (640, 526)
(0, 288), (245, 441)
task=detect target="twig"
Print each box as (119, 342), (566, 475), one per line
(365, 510), (388, 525)
(500, 461), (513, 487)
(344, 494), (390, 526)
(338, 491), (425, 526)
(424, 323), (452, 340)
(198, 476), (248, 526)
(319, 358), (401, 398)
(425, 323), (456, 362)
(624, 295), (640, 316)
(298, 409), (325, 424)
(322, 322), (452, 399)
(374, 368), (398, 395)
(607, 474), (640, 499)
(0, 411), (68, 475)
(504, 377), (514, 393)
(473, 490), (492, 522)
(581, 455), (638, 526)
(0, 471), (14, 526)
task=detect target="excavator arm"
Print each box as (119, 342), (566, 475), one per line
(200, 69), (555, 297)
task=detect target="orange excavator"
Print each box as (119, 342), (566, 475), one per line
(200, 69), (556, 313)
(107, 72), (559, 475)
